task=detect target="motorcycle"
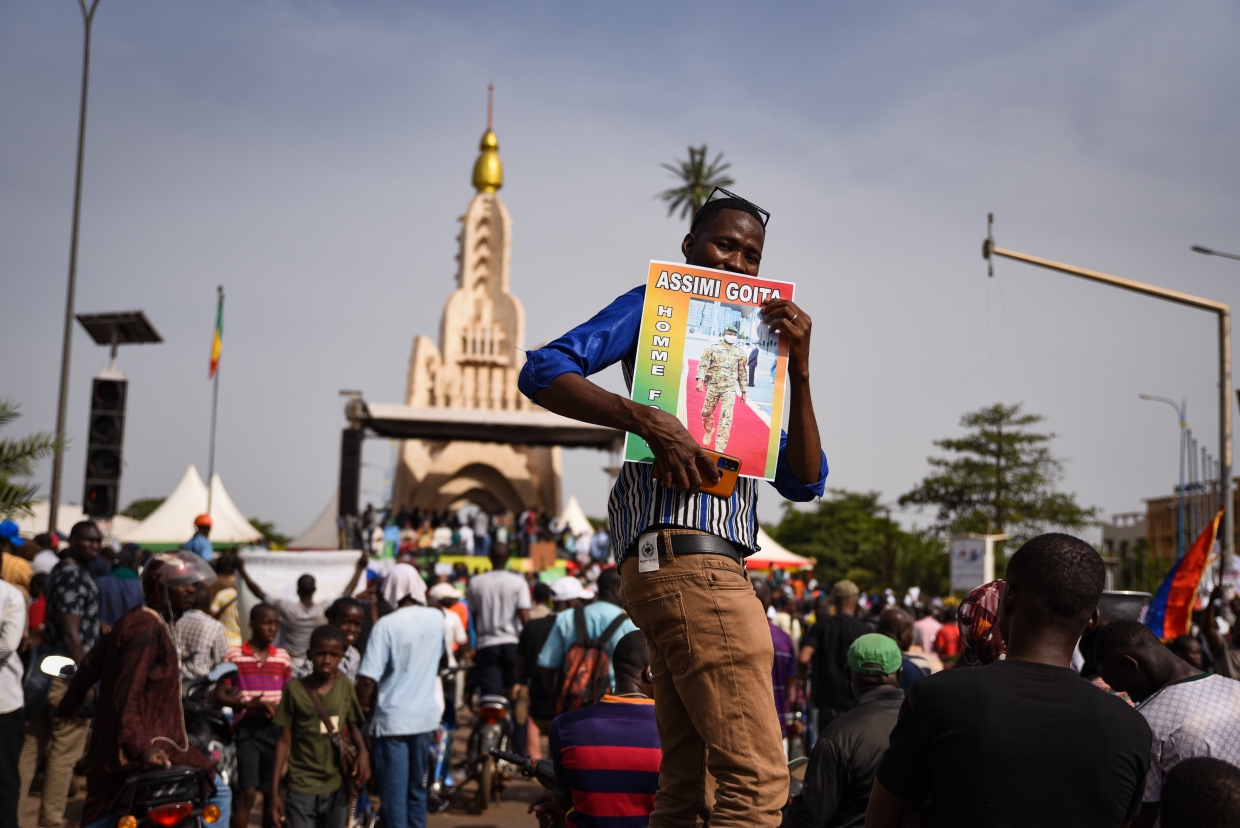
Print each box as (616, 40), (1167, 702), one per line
(787, 756), (810, 799)
(106, 766), (219, 828)
(38, 656), (222, 828)
(489, 748), (560, 795)
(425, 723), (457, 813)
(463, 694), (514, 811)
(183, 663), (238, 788)
(424, 663), (472, 813)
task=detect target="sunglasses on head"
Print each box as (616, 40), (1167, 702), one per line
(703, 186), (770, 229)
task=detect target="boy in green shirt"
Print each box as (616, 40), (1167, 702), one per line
(270, 625), (370, 828)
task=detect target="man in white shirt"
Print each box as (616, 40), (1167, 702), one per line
(234, 552), (367, 662)
(356, 567), (444, 828)
(1098, 619), (1240, 828)
(430, 583), (470, 663)
(0, 578), (25, 827)
(466, 547), (530, 698)
(473, 511), (492, 559)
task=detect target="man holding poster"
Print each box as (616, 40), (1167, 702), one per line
(518, 192), (826, 828)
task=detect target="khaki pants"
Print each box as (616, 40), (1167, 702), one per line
(19, 677), (89, 828)
(621, 534), (787, 828)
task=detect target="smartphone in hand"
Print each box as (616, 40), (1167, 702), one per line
(653, 450), (741, 499)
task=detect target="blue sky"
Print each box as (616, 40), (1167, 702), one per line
(3, 1), (1239, 538)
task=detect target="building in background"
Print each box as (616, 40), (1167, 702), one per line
(390, 114), (560, 516)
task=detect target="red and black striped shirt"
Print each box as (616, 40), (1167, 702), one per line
(549, 696), (662, 828)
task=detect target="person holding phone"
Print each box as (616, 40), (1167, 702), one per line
(517, 193), (826, 828)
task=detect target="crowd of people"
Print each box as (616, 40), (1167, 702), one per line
(0, 514), (660, 828)
(350, 505), (612, 566)
(6, 513), (1240, 828)
(5, 197), (1240, 828)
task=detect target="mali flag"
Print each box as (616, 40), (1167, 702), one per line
(209, 290), (223, 378)
(1144, 510), (1221, 642)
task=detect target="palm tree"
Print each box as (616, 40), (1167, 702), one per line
(0, 400), (61, 518)
(657, 145), (735, 223)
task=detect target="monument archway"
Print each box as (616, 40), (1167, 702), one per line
(336, 94), (624, 525)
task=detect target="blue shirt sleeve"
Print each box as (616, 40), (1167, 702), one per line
(517, 286), (645, 402)
(358, 619), (389, 682)
(538, 613), (571, 671)
(771, 430), (828, 502)
(182, 534), (213, 563)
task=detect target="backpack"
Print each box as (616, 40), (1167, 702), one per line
(555, 607), (630, 715)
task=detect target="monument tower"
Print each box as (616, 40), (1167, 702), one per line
(390, 89), (561, 515)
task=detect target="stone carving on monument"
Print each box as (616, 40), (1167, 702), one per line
(391, 95), (561, 515)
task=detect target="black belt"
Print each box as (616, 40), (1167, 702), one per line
(627, 530), (750, 566)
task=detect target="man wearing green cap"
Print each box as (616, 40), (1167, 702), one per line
(784, 634), (904, 828)
(695, 324), (749, 452)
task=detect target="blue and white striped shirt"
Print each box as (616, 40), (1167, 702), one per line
(518, 285), (827, 562)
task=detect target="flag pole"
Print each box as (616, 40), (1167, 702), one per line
(207, 285), (223, 513)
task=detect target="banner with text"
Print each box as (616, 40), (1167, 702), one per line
(624, 261), (794, 480)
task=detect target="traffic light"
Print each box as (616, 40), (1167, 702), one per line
(83, 378), (127, 517)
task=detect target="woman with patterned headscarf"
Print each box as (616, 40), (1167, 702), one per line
(958, 579), (1006, 666)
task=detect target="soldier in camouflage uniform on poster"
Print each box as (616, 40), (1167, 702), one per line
(695, 324), (749, 452)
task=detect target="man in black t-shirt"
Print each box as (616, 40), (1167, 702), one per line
(867, 533), (1152, 828)
(517, 581), (586, 734)
(799, 580), (869, 728)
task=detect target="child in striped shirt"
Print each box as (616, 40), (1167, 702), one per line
(222, 603), (292, 828)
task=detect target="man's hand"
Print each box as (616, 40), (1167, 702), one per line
(761, 299), (811, 378)
(214, 681), (243, 707)
(535, 372), (719, 492)
(269, 791), (285, 826)
(140, 748), (172, 769)
(740, 392), (747, 404)
(240, 693), (277, 718)
(642, 406), (720, 492)
(761, 297), (822, 485)
(695, 380), (704, 393)
(356, 551), (368, 571)
(353, 751), (371, 786)
(528, 792), (569, 828)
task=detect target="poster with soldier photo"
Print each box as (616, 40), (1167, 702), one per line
(624, 260), (794, 480)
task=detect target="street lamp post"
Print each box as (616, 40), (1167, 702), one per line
(983, 215), (1234, 577)
(48, 0), (104, 535)
(1193, 246), (1240, 263)
(1139, 394), (1188, 559)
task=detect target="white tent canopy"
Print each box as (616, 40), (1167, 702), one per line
(118, 465), (262, 545)
(288, 491), (340, 550)
(747, 527), (814, 571)
(12, 502), (141, 539)
(560, 496), (593, 537)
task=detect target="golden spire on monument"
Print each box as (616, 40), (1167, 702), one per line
(472, 84), (503, 193)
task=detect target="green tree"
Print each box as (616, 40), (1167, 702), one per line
(0, 400), (61, 518)
(898, 403), (1097, 561)
(657, 145), (734, 222)
(121, 497), (165, 521)
(249, 517), (290, 550)
(768, 490), (948, 594)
